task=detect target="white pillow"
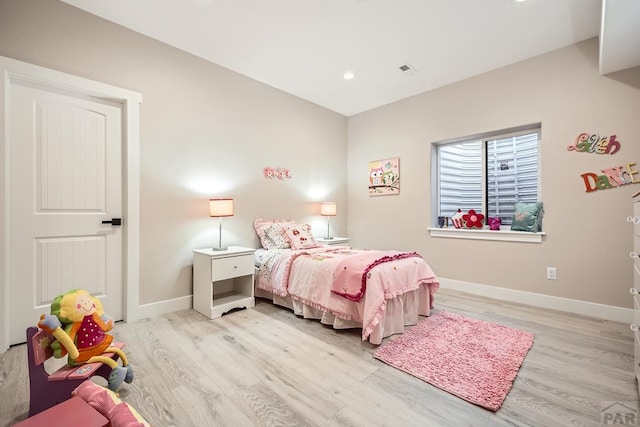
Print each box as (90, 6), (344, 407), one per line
(253, 218), (295, 248)
(264, 224), (290, 249)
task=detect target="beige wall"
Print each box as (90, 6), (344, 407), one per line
(347, 38), (640, 309)
(0, 0), (348, 305)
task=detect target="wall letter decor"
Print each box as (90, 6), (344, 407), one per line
(368, 157), (400, 196)
(567, 132), (621, 155)
(581, 162), (640, 192)
(263, 167), (292, 180)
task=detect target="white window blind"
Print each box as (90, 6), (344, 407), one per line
(436, 127), (539, 226)
(487, 133), (538, 223)
(438, 141), (482, 215)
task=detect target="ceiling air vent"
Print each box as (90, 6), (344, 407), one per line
(398, 63), (418, 76)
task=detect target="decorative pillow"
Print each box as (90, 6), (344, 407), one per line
(108, 402), (150, 427)
(72, 380), (120, 417)
(72, 380), (150, 426)
(283, 224), (322, 250)
(253, 218), (295, 249)
(511, 202), (544, 232)
(462, 209), (484, 229)
(264, 224), (290, 249)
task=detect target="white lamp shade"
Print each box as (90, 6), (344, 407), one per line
(320, 202), (337, 216)
(209, 198), (234, 217)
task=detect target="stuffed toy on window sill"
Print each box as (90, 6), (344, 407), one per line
(488, 217), (502, 230)
(37, 289), (134, 391)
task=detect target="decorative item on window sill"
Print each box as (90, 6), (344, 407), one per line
(488, 217), (502, 231)
(451, 209), (465, 229)
(463, 209), (484, 229)
(511, 202), (544, 233)
(320, 202), (337, 239)
(437, 216), (449, 228)
(209, 198), (234, 251)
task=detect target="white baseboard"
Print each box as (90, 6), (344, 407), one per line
(438, 278), (633, 324)
(135, 295), (193, 320)
(131, 280), (634, 325)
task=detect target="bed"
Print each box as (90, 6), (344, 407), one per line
(253, 219), (440, 345)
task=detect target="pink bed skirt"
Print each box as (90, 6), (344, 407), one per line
(255, 285), (433, 345)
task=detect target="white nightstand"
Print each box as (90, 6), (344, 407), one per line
(192, 246), (256, 319)
(316, 237), (350, 246)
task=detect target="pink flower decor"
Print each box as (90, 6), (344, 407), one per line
(462, 209), (484, 228)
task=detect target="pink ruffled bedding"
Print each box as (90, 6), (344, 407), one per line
(331, 250), (422, 301)
(256, 246), (439, 342)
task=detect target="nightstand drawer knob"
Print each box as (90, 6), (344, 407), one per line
(631, 324), (639, 332)
(631, 252), (639, 259)
(628, 216), (640, 224)
(631, 288), (639, 295)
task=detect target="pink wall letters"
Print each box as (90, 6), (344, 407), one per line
(263, 167), (292, 180)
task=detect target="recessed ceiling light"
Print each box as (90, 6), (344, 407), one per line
(343, 71), (355, 80)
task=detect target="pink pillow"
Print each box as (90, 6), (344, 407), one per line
(108, 402), (149, 427)
(72, 380), (150, 426)
(283, 224), (322, 250)
(253, 218), (295, 249)
(72, 380), (118, 417)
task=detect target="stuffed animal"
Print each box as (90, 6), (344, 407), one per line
(37, 289), (134, 391)
(488, 217), (502, 230)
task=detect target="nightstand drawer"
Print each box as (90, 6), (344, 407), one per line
(211, 254), (254, 281)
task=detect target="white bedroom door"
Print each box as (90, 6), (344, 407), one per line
(8, 79), (124, 345)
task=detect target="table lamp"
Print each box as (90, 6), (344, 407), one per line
(209, 198), (234, 250)
(320, 202), (336, 239)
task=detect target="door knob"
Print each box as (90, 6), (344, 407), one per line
(101, 218), (122, 226)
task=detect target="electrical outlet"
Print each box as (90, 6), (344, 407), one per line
(546, 267), (557, 280)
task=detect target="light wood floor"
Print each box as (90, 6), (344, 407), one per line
(0, 289), (637, 427)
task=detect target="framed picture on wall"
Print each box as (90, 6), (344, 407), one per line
(368, 157), (400, 196)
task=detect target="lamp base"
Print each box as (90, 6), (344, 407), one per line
(211, 246), (228, 251)
(324, 236), (333, 240)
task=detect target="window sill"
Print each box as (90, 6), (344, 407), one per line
(427, 227), (545, 243)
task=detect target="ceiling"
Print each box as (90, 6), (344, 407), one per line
(60, 0), (639, 117)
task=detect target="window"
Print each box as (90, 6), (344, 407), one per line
(434, 124), (540, 227)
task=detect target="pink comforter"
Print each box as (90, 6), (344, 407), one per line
(332, 250), (422, 301)
(256, 246), (439, 341)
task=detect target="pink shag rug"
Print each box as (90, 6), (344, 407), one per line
(373, 310), (534, 411)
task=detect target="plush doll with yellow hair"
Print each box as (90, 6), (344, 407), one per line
(37, 289), (134, 391)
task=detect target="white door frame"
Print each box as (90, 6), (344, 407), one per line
(0, 56), (142, 352)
